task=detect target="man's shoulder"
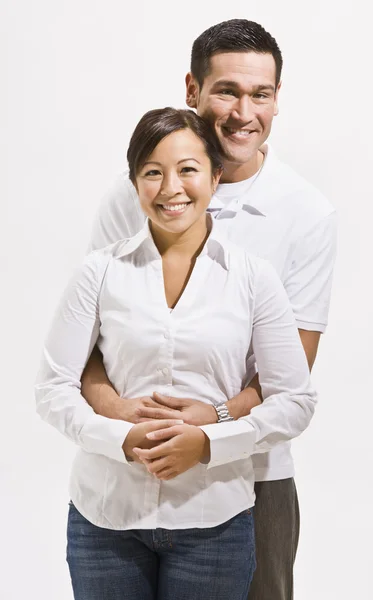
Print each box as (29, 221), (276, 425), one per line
(101, 172), (138, 211)
(89, 173), (144, 250)
(263, 148), (335, 222)
(214, 226), (271, 282)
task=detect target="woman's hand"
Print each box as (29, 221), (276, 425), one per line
(133, 424), (210, 479)
(122, 419), (184, 462)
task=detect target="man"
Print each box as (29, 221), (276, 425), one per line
(81, 19), (336, 600)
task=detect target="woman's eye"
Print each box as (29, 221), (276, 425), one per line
(144, 169), (161, 177)
(181, 166), (197, 174)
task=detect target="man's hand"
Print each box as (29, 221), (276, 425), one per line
(136, 392), (218, 426)
(109, 395), (177, 424)
(133, 423), (210, 480)
(122, 419), (183, 462)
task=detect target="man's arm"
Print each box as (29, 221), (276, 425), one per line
(81, 347), (175, 423)
(134, 329), (320, 425)
(298, 329), (320, 370)
(81, 346), (121, 418)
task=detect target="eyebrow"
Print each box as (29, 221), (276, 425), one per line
(212, 80), (275, 92)
(142, 158), (201, 167)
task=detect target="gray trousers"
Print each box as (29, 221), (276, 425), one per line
(248, 478), (300, 600)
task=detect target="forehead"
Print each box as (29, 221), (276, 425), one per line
(147, 129), (208, 162)
(205, 51), (276, 88)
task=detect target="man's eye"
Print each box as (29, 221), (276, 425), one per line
(220, 89), (235, 96)
(254, 93), (269, 99)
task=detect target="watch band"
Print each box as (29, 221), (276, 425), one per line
(214, 403), (234, 423)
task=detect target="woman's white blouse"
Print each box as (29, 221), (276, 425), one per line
(35, 219), (317, 530)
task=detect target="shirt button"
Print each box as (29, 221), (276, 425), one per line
(162, 368), (169, 376)
(164, 331), (170, 339)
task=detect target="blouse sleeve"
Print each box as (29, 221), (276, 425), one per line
(35, 251), (134, 463)
(201, 259), (317, 468)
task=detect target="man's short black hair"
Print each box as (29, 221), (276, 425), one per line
(191, 19), (283, 89)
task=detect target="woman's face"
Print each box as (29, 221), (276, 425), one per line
(136, 129), (221, 235)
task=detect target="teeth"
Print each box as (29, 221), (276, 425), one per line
(162, 203), (188, 211)
(226, 128), (251, 136)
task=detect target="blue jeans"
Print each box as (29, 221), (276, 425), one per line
(66, 502), (256, 600)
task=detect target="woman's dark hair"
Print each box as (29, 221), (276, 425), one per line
(191, 19), (283, 90)
(127, 107), (223, 183)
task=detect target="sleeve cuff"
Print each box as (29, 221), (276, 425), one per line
(295, 319), (326, 333)
(200, 420), (257, 469)
(78, 413), (135, 464)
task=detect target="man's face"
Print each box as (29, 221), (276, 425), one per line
(186, 52), (280, 180)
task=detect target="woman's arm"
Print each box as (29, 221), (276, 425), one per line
(200, 259), (317, 468)
(35, 251), (134, 463)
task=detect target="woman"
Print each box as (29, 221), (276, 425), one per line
(35, 108), (316, 600)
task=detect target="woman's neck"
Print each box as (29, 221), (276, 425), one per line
(150, 214), (210, 260)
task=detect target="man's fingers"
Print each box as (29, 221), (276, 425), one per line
(152, 392), (184, 409)
(137, 407), (183, 421)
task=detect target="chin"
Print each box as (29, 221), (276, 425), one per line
(159, 221), (192, 235)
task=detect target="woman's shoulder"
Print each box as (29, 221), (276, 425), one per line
(86, 225), (149, 264)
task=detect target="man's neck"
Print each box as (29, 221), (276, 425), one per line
(220, 150), (264, 184)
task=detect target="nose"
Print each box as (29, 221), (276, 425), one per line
(160, 172), (184, 198)
(231, 96), (255, 124)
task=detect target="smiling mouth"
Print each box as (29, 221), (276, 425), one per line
(223, 127), (254, 138)
(158, 202), (192, 214)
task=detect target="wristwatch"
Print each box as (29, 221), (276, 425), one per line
(214, 403), (234, 423)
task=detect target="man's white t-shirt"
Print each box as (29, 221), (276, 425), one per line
(88, 144), (337, 482)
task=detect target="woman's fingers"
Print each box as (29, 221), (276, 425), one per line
(133, 452), (172, 474)
(155, 468), (178, 480)
(133, 438), (175, 461)
(146, 424), (183, 441)
(144, 420), (183, 433)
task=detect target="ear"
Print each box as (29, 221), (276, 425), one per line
(212, 168), (223, 193)
(185, 72), (199, 109)
(274, 80), (282, 116)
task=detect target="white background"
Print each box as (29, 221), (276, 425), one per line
(1, 1), (372, 598)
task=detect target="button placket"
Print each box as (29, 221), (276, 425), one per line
(157, 313), (173, 386)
